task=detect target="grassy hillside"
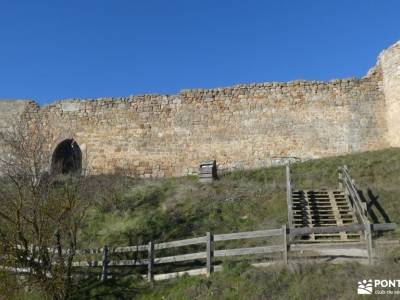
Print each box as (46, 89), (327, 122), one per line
(80, 148), (400, 249)
(3, 148), (400, 299)
(66, 148), (400, 299)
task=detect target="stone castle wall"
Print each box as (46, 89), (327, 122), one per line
(1, 40), (399, 178)
(379, 41), (400, 147)
(0, 100), (39, 162)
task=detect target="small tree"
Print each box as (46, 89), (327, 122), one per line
(0, 115), (91, 299)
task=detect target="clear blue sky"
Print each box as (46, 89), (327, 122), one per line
(1, 0), (399, 105)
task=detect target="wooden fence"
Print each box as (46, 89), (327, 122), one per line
(72, 226), (286, 282)
(3, 224), (396, 281)
(70, 222), (396, 282)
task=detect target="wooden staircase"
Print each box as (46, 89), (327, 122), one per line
(291, 189), (361, 242)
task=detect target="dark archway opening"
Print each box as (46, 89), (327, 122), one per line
(51, 139), (82, 175)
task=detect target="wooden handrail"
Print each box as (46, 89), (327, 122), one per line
(339, 166), (368, 225)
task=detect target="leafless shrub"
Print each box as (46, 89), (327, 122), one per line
(0, 115), (91, 299)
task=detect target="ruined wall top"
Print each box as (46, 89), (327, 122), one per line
(1, 39), (396, 111)
(1, 76), (375, 112)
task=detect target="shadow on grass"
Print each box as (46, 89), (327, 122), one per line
(358, 189), (392, 224)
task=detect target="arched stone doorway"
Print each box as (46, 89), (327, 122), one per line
(51, 139), (82, 175)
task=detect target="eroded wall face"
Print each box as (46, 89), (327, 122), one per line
(0, 100), (34, 131)
(0, 100), (39, 171)
(37, 76), (387, 178)
(379, 41), (400, 147)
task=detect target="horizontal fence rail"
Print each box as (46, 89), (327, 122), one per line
(155, 236), (207, 250)
(113, 245), (148, 253)
(213, 229), (283, 242)
(214, 245), (283, 257)
(156, 252), (207, 264)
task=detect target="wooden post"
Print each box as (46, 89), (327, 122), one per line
(148, 241), (154, 283)
(101, 245), (109, 282)
(286, 165), (294, 230)
(364, 221), (374, 265)
(282, 225), (288, 265)
(338, 167), (343, 190)
(362, 202), (368, 223)
(206, 232), (213, 276)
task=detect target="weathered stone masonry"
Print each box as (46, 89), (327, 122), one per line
(1, 40), (400, 177)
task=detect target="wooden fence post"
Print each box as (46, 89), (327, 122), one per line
(282, 225), (288, 265)
(206, 232), (213, 276)
(364, 221), (374, 265)
(148, 241), (154, 283)
(101, 245), (109, 282)
(286, 165), (294, 231)
(338, 167), (343, 190)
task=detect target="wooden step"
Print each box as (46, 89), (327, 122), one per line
(291, 189), (361, 242)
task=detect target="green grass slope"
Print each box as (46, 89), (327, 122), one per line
(81, 148), (400, 248)
(74, 148), (400, 299)
(6, 148), (400, 299)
